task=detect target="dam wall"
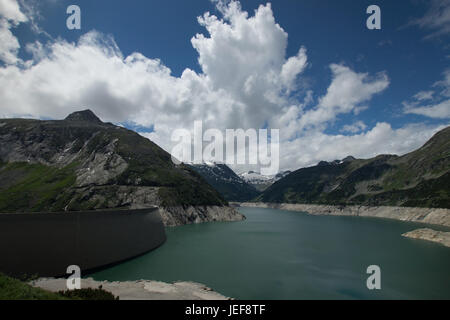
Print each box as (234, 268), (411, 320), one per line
(0, 208), (166, 277)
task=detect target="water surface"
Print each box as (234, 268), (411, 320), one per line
(91, 207), (450, 299)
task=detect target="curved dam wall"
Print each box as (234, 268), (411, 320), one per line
(0, 208), (166, 277)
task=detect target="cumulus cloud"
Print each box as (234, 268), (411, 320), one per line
(0, 19), (21, 64)
(1, 1), (310, 148)
(340, 121), (367, 134)
(295, 64), (389, 133)
(0, 0), (27, 22)
(280, 47), (308, 92)
(190, 1), (308, 130)
(0, 0), (27, 65)
(0, 0), (446, 173)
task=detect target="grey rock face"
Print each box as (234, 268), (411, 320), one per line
(239, 202), (450, 227)
(0, 112), (244, 226)
(65, 110), (103, 124)
(159, 206), (246, 227)
(402, 228), (450, 247)
(75, 138), (128, 187)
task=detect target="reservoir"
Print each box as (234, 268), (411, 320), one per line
(90, 207), (450, 299)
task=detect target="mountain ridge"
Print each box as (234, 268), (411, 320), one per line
(239, 170), (291, 191)
(0, 111), (245, 225)
(189, 163), (260, 202)
(257, 126), (450, 208)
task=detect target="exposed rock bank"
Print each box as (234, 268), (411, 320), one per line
(66, 185), (246, 226)
(237, 202), (450, 227)
(30, 278), (232, 300)
(402, 228), (450, 248)
(159, 206), (246, 227)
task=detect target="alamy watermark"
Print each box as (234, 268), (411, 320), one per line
(170, 121), (280, 176)
(366, 265), (381, 290)
(66, 5), (81, 30)
(366, 5), (381, 30)
(65, 4), (380, 32)
(66, 265), (81, 290)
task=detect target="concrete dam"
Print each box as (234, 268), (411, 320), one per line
(0, 208), (166, 277)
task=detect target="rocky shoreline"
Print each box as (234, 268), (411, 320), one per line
(236, 202), (450, 248)
(30, 277), (232, 300)
(159, 205), (246, 227)
(402, 228), (450, 248)
(236, 202), (450, 227)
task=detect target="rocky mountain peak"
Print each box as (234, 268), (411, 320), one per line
(64, 109), (103, 124)
(342, 156), (356, 162)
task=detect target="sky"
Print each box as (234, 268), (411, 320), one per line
(0, 0), (449, 174)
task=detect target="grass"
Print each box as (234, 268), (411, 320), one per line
(0, 162), (77, 213)
(0, 273), (119, 300)
(256, 151), (450, 208)
(0, 273), (67, 300)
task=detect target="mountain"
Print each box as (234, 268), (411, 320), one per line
(258, 126), (450, 208)
(239, 170), (292, 191)
(273, 170), (292, 181)
(0, 110), (244, 225)
(190, 163), (260, 202)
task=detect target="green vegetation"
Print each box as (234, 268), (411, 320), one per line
(0, 273), (67, 300)
(157, 165), (228, 206)
(0, 111), (227, 213)
(258, 127), (450, 208)
(0, 162), (77, 213)
(108, 127), (227, 206)
(1, 111), (447, 211)
(0, 273), (119, 300)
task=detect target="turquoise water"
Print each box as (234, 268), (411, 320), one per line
(90, 207), (450, 299)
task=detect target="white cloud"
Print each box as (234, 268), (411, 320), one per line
(0, 19), (21, 64)
(340, 121), (367, 134)
(17, 0), (50, 36)
(403, 68), (450, 119)
(433, 68), (450, 97)
(405, 100), (450, 119)
(280, 47), (308, 92)
(413, 90), (434, 101)
(280, 122), (447, 170)
(0, 0), (446, 174)
(0, 0), (27, 65)
(319, 64), (389, 111)
(0, 0), (27, 22)
(295, 64), (389, 133)
(1, 1), (310, 148)
(190, 1), (309, 130)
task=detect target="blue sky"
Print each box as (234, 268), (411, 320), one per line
(1, 0), (449, 171)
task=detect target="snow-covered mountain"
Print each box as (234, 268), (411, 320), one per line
(239, 170), (292, 191)
(189, 163), (260, 202)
